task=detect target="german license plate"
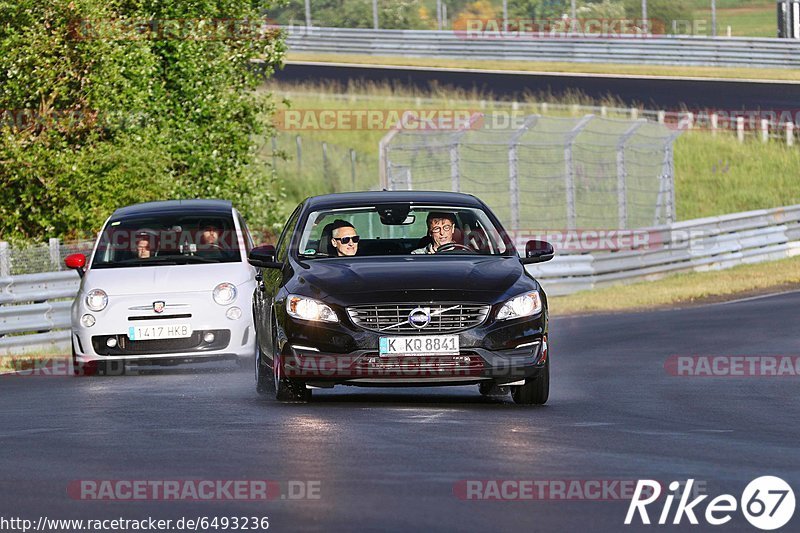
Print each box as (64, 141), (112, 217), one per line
(379, 335), (459, 356)
(128, 324), (192, 341)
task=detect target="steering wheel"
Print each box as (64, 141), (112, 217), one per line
(435, 243), (477, 254)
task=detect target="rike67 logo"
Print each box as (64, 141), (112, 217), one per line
(625, 477), (795, 530)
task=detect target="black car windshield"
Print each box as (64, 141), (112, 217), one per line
(297, 205), (515, 258)
(91, 213), (241, 268)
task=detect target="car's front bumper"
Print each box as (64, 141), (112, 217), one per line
(274, 312), (548, 387)
(72, 289), (255, 364)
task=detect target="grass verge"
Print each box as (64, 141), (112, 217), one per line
(548, 254), (800, 316)
(285, 52), (800, 83)
(0, 350), (68, 374)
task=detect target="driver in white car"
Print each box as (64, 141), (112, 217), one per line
(412, 212), (457, 254)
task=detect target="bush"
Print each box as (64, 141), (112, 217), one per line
(0, 0), (287, 242)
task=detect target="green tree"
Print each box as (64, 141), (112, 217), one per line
(0, 0), (286, 242)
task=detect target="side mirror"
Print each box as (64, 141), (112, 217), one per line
(521, 240), (554, 264)
(248, 245), (282, 269)
(64, 253), (87, 277)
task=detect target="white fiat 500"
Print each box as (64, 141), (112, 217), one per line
(64, 200), (257, 375)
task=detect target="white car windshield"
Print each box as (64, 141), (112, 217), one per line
(297, 205), (514, 258)
(92, 213), (241, 268)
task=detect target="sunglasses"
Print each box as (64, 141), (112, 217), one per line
(333, 236), (360, 244)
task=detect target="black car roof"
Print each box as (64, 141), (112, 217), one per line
(304, 191), (485, 210)
(111, 199), (233, 218)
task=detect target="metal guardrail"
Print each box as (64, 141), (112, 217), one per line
(2, 204), (800, 354)
(0, 271), (79, 356)
(284, 27), (800, 69)
(527, 205), (800, 296)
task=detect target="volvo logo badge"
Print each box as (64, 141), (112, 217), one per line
(408, 307), (431, 329)
(153, 301), (165, 314)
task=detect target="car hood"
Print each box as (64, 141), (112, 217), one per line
(83, 263), (253, 296)
(294, 256), (531, 304)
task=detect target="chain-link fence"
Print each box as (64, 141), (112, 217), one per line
(382, 113), (681, 230)
(264, 132), (380, 200)
(0, 239), (95, 277)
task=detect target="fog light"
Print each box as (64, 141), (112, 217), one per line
(80, 314), (96, 328)
(106, 337), (117, 348)
(203, 332), (215, 343)
(226, 306), (242, 320)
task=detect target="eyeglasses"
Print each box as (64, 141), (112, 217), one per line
(333, 236), (360, 244)
(431, 225), (453, 234)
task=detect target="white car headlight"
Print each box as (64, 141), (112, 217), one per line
(85, 289), (108, 312)
(286, 294), (338, 323)
(497, 291), (542, 321)
(213, 282), (237, 305)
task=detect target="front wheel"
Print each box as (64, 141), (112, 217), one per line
(273, 353), (311, 403)
(511, 358), (549, 405)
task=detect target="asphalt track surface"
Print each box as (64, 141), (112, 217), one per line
(2, 291), (799, 532)
(274, 61), (800, 110)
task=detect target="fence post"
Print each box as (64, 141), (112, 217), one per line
(711, 113), (718, 136)
(508, 116), (538, 233)
(322, 141), (329, 184)
(378, 128), (401, 190)
(787, 122), (795, 147)
(350, 149), (357, 190)
(271, 137), (278, 171)
(737, 117), (745, 143)
(616, 120), (646, 229)
(0, 242), (9, 278)
(564, 115), (594, 230)
(450, 140), (460, 193)
(295, 135), (303, 174)
(760, 119), (769, 143)
(657, 110), (665, 124)
(49, 238), (60, 271)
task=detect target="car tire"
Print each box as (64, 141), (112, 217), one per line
(255, 345), (271, 396)
(511, 359), (549, 405)
(273, 353), (311, 403)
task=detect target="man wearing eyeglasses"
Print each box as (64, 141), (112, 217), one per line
(412, 212), (456, 254)
(330, 219), (360, 257)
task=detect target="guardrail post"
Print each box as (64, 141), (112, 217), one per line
(0, 242), (9, 278)
(657, 111), (665, 124)
(787, 122), (795, 147)
(711, 113), (718, 136)
(737, 117), (745, 143)
(49, 238), (60, 271)
(761, 119), (769, 143)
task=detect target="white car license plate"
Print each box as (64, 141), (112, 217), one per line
(128, 324), (192, 341)
(379, 335), (459, 356)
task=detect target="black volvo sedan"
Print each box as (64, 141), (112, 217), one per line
(248, 191), (554, 404)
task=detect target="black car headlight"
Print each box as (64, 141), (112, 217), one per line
(286, 294), (339, 323)
(496, 291), (543, 321)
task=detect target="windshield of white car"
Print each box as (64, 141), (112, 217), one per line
(296, 206), (515, 258)
(91, 214), (241, 268)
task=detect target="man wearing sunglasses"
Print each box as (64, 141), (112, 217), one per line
(412, 212), (457, 254)
(330, 219), (360, 257)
